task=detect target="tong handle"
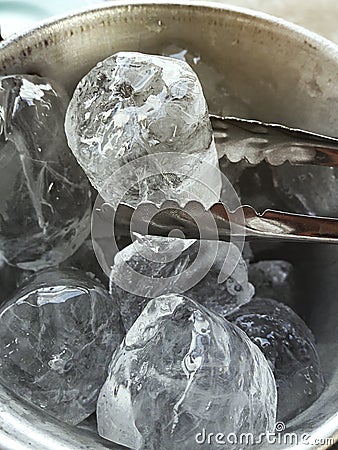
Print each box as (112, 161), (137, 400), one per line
(210, 204), (338, 243)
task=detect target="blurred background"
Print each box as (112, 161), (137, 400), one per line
(0, 0), (102, 38)
(1, 0), (338, 44)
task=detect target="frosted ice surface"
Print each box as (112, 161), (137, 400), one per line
(109, 235), (254, 331)
(65, 52), (221, 209)
(97, 294), (277, 449)
(272, 163), (338, 216)
(227, 297), (324, 421)
(0, 75), (91, 270)
(0, 268), (124, 425)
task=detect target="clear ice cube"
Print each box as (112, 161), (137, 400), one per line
(65, 52), (221, 209)
(97, 294), (277, 449)
(272, 163), (338, 216)
(0, 75), (91, 270)
(227, 297), (324, 421)
(109, 235), (254, 331)
(0, 268), (125, 425)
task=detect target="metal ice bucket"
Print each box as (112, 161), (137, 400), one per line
(0, 2), (337, 449)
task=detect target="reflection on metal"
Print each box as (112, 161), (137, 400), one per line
(211, 114), (338, 167)
(115, 201), (338, 244)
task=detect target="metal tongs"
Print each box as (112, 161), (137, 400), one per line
(116, 115), (338, 244)
(210, 114), (338, 167)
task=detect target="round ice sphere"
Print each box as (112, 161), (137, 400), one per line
(109, 235), (254, 331)
(65, 52), (221, 208)
(0, 74), (91, 270)
(227, 297), (324, 421)
(0, 268), (125, 425)
(97, 294), (277, 449)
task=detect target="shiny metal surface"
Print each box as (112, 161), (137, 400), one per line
(0, 2), (338, 449)
(115, 201), (338, 244)
(211, 114), (338, 167)
(0, 383), (124, 450)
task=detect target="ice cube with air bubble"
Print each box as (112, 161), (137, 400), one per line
(0, 74), (91, 270)
(227, 297), (325, 421)
(0, 268), (125, 425)
(97, 293), (277, 449)
(109, 235), (254, 331)
(65, 52), (221, 209)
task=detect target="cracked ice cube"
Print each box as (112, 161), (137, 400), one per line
(109, 235), (254, 331)
(227, 297), (324, 421)
(65, 52), (221, 209)
(97, 294), (277, 449)
(272, 163), (338, 216)
(0, 75), (91, 270)
(0, 268), (125, 425)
